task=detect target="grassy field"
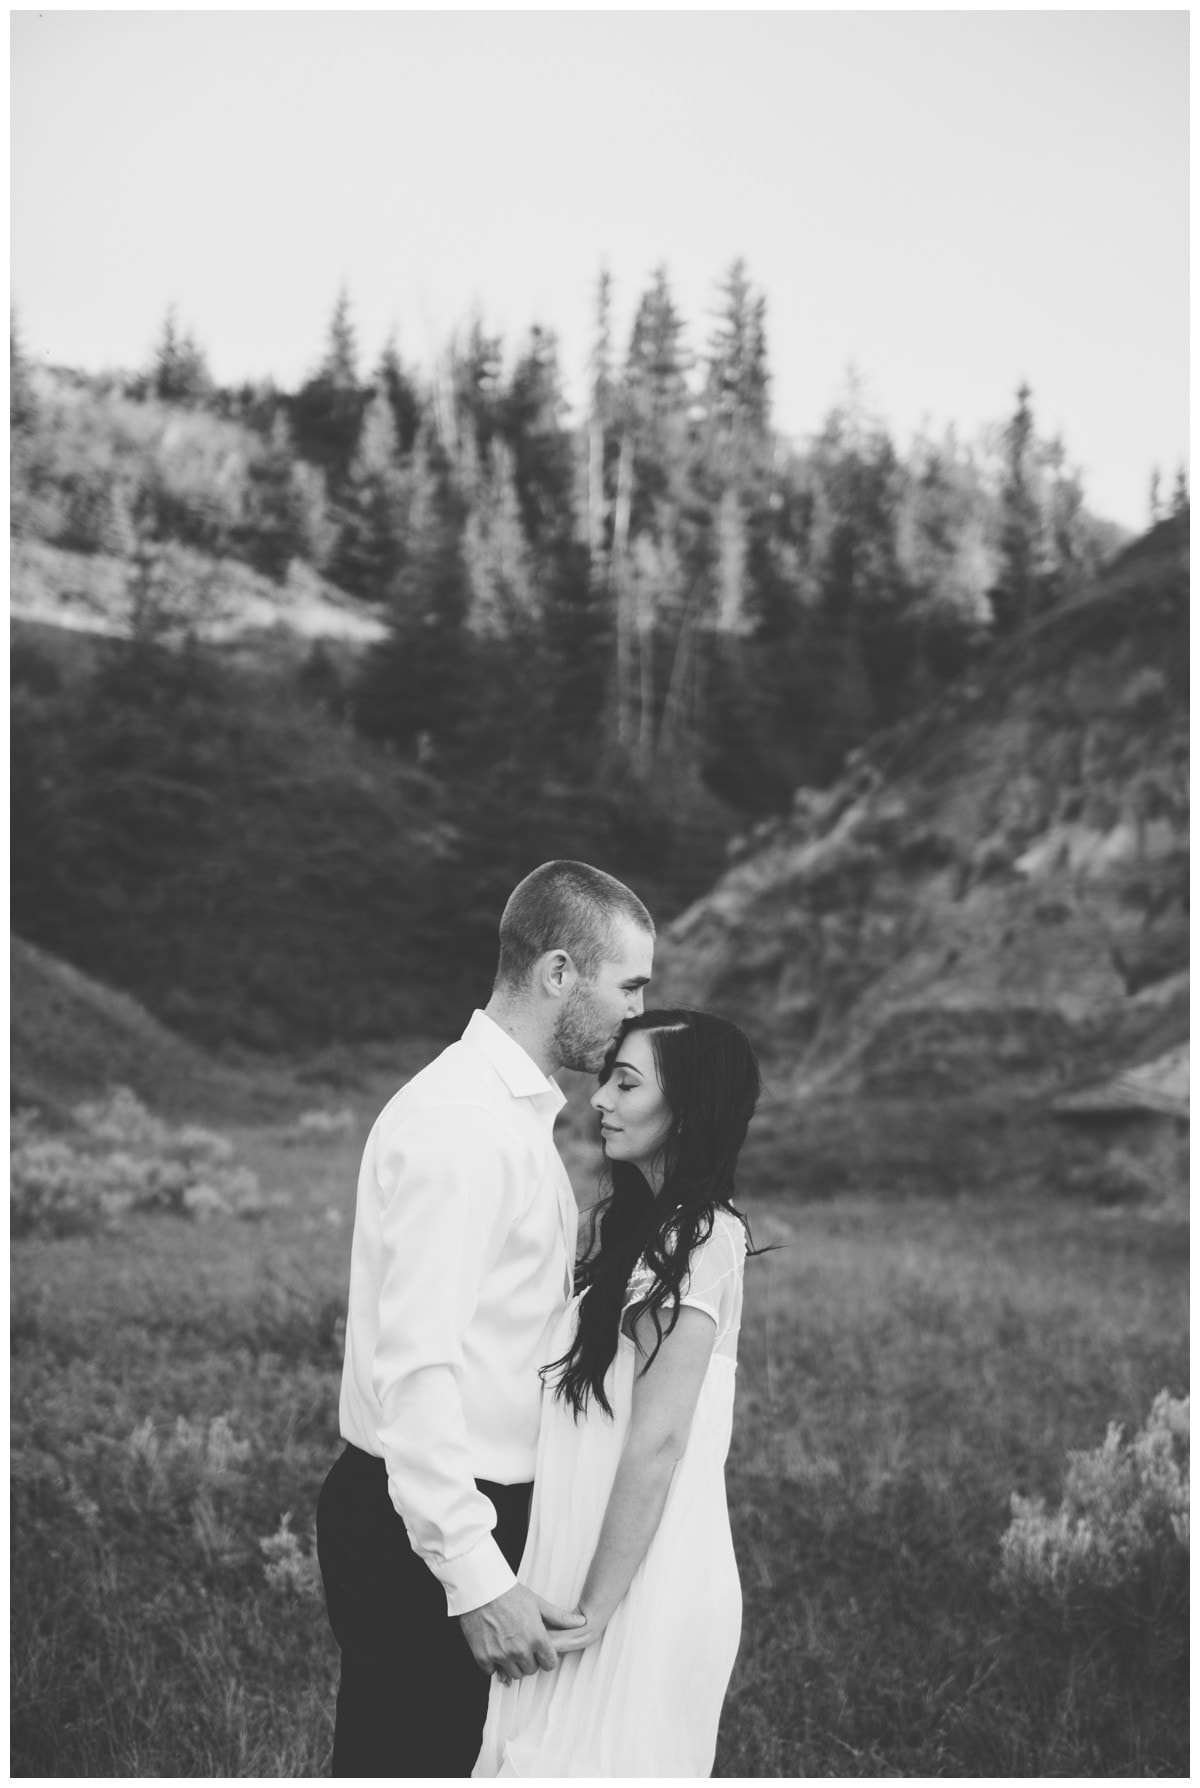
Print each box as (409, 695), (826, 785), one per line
(11, 1061), (1189, 1777)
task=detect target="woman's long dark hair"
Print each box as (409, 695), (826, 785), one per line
(545, 1007), (762, 1418)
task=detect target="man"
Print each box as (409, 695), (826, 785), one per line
(316, 860), (655, 1776)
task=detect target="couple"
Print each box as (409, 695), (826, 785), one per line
(316, 861), (762, 1777)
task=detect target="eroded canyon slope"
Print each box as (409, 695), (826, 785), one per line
(655, 513), (1189, 1197)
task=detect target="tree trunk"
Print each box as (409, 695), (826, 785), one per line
(611, 431), (635, 751)
(716, 484), (746, 632)
(635, 569), (655, 778)
(587, 414), (606, 574)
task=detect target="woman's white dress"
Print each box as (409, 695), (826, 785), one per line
(473, 1209), (747, 1779)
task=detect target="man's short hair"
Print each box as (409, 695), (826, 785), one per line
(494, 861), (654, 990)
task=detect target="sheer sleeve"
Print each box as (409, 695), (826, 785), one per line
(620, 1211), (747, 1359)
(679, 1211), (746, 1328)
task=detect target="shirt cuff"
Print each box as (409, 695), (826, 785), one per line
(430, 1533), (519, 1617)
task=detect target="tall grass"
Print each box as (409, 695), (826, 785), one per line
(11, 1087), (1189, 1776)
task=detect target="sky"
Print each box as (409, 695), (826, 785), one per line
(10, 7), (1189, 532)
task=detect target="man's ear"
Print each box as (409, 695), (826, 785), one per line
(539, 949), (577, 1000)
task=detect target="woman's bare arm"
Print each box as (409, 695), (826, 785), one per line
(552, 1302), (716, 1650)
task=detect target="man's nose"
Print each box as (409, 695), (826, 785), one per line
(628, 989), (644, 1016)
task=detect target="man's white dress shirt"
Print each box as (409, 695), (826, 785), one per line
(339, 1010), (578, 1616)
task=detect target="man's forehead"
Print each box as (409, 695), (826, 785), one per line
(603, 918), (654, 975)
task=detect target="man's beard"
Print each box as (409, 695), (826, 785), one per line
(552, 984), (617, 1075)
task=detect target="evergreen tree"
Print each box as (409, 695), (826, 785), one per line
(376, 335), (422, 459)
(586, 268), (615, 572)
(148, 306), (212, 406)
(703, 258), (770, 446)
(10, 308), (37, 434)
(500, 325), (576, 553)
(235, 413), (308, 581)
(328, 393), (410, 600)
(450, 317), (505, 473)
(291, 288), (369, 496)
(11, 308), (40, 538)
(701, 259), (772, 632)
(614, 267), (696, 773)
(1039, 438), (1092, 606)
(898, 436), (990, 683)
(624, 265), (691, 517)
(989, 382), (1044, 633)
(352, 438), (476, 757)
(801, 389), (915, 727)
(1169, 463), (1190, 515)
(1149, 466), (1163, 525)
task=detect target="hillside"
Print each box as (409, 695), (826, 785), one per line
(654, 513), (1189, 1197)
(10, 535), (385, 648)
(10, 935), (238, 1118)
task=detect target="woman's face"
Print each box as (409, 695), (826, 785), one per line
(590, 1028), (673, 1182)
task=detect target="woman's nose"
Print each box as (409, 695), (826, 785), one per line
(591, 1085), (612, 1113)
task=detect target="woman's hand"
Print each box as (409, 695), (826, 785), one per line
(550, 1602), (611, 1654)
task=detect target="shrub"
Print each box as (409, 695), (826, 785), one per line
(259, 1511), (324, 1600)
(10, 1089), (286, 1236)
(1000, 1391), (1188, 1598)
(999, 1392), (1188, 1694)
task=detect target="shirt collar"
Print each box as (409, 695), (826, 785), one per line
(463, 1010), (566, 1112)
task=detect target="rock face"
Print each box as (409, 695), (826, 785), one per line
(653, 515), (1189, 1197)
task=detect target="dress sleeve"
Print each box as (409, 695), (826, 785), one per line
(678, 1212), (746, 1327)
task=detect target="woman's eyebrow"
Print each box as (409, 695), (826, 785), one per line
(611, 1059), (643, 1077)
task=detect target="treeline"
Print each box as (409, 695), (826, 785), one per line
(9, 272), (1151, 1047)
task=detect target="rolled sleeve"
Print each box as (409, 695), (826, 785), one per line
(370, 1102), (521, 1615)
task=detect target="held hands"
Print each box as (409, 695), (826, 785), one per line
(550, 1602), (611, 1656)
(460, 1584), (585, 1684)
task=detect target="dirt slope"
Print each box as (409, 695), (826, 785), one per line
(653, 514), (1189, 1196)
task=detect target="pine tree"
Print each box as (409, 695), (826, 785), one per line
(1169, 463), (1190, 516)
(1149, 466), (1163, 525)
(236, 413), (308, 582)
(1040, 438), (1092, 606)
(10, 308), (36, 433)
(701, 259), (772, 632)
(586, 268), (614, 572)
(352, 439), (475, 758)
(898, 434), (991, 683)
(322, 287), (359, 388)
(703, 258), (770, 445)
(501, 325), (576, 552)
(376, 336), (422, 459)
(328, 393), (410, 600)
(11, 308), (40, 539)
(450, 318), (504, 475)
(291, 289), (369, 496)
(614, 267), (695, 773)
(989, 382), (1043, 634)
(148, 306), (212, 406)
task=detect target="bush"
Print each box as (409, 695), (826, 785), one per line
(999, 1392), (1188, 1698)
(1001, 1391), (1188, 1597)
(10, 1088), (285, 1236)
(259, 1511), (324, 1600)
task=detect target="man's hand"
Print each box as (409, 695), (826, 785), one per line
(459, 1584), (585, 1681)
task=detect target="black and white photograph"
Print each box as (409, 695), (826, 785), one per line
(10, 7), (1189, 1778)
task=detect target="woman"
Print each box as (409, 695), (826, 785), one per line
(474, 1007), (762, 1778)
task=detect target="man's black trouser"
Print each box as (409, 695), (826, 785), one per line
(316, 1443), (531, 1778)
